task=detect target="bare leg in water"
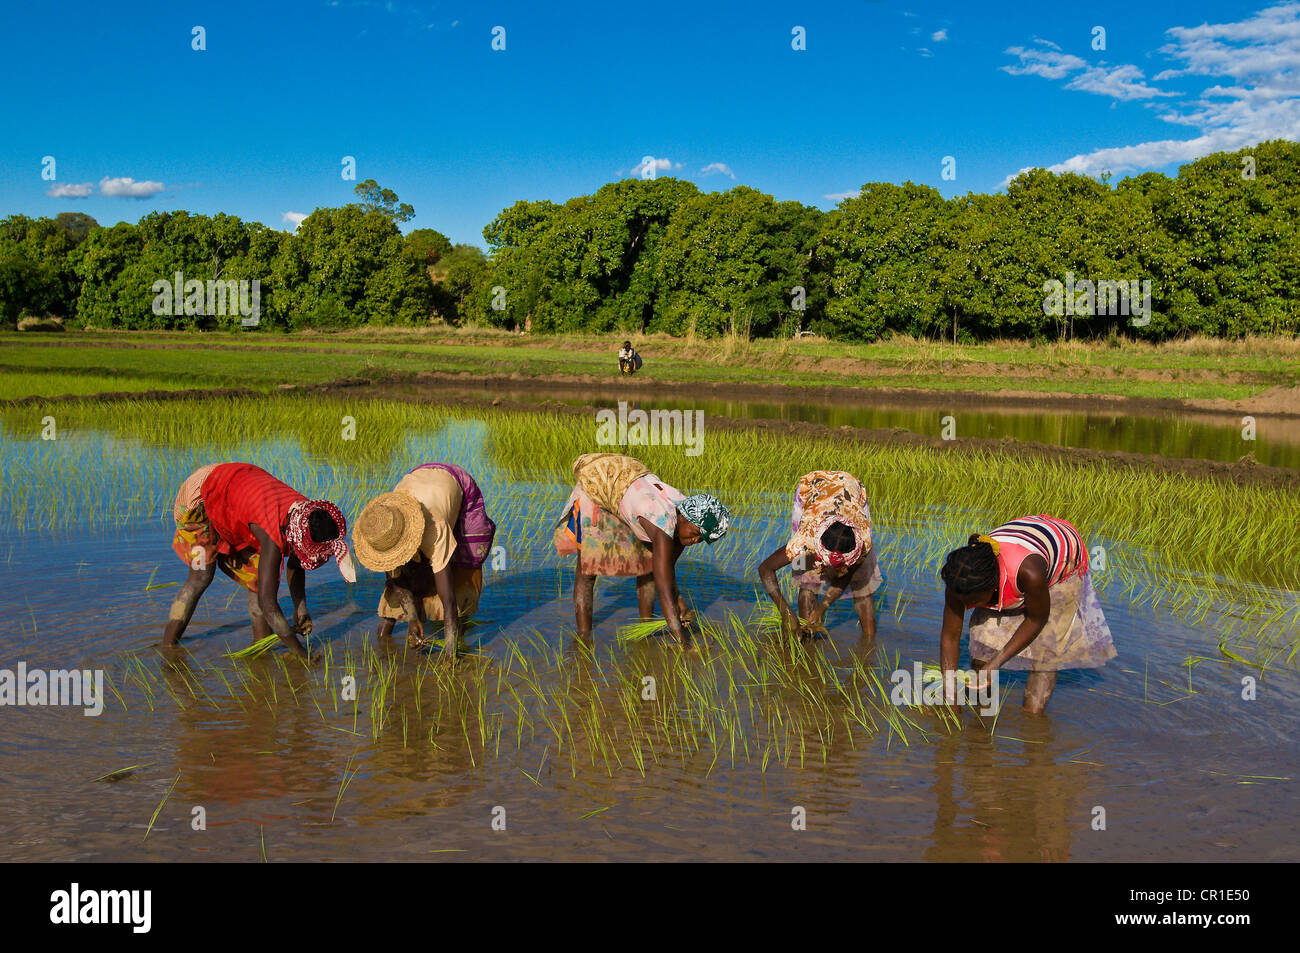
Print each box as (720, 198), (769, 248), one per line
(162, 565), (216, 645)
(574, 560), (596, 636)
(1024, 671), (1057, 714)
(972, 660), (1057, 713)
(246, 589), (272, 639)
(636, 574), (655, 619)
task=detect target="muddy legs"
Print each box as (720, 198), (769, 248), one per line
(635, 573), (656, 619)
(161, 566), (216, 645)
(1024, 670), (1058, 714)
(246, 590), (272, 640)
(574, 560), (595, 636)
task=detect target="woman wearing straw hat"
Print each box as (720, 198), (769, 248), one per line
(354, 463), (497, 660)
(553, 452), (730, 648)
(757, 470), (882, 643)
(163, 462), (355, 660)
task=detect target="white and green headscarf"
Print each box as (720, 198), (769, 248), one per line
(675, 494), (730, 544)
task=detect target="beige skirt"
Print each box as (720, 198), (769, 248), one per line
(969, 573), (1116, 671)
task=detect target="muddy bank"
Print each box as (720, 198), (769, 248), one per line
(7, 337), (1296, 417)
(380, 369), (1300, 419)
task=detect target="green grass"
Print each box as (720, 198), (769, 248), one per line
(2, 329), (1296, 401)
(0, 370), (190, 400)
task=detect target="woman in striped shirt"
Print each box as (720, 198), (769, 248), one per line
(938, 515), (1115, 713)
(163, 462), (355, 660)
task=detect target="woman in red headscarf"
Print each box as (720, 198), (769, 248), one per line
(758, 470), (882, 643)
(163, 462), (355, 659)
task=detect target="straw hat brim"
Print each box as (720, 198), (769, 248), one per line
(352, 491), (426, 573)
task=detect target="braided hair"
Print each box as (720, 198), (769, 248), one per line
(939, 534), (1000, 597)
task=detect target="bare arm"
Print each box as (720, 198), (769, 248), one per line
(939, 589), (965, 674)
(433, 563), (461, 658)
(757, 546), (799, 633)
(985, 556), (1051, 669)
(286, 551), (309, 636)
(643, 518), (687, 645)
(250, 524), (307, 659)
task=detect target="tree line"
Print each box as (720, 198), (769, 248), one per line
(3, 142), (1298, 341)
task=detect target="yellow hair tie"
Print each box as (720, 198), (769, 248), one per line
(976, 534), (1001, 556)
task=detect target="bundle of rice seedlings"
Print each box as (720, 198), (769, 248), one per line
(617, 618), (668, 642)
(224, 635), (281, 660)
(921, 664), (976, 687)
(750, 601), (825, 637)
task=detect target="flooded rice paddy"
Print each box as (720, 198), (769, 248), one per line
(427, 381), (1300, 469)
(0, 400), (1297, 862)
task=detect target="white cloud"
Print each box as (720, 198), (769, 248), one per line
(1002, 46), (1089, 81)
(47, 182), (94, 198)
(700, 162), (736, 179)
(931, 29), (948, 42)
(629, 156), (682, 177)
(1065, 63), (1181, 101)
(282, 211), (307, 230)
(1001, 3), (1300, 183)
(98, 176), (166, 198)
(823, 190), (861, 201)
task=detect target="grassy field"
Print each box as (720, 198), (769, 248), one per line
(2, 328), (1298, 402)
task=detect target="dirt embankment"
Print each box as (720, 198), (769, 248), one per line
(8, 336), (1297, 416)
(326, 368), (1300, 420)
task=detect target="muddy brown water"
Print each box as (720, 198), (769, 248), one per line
(0, 424), (1297, 862)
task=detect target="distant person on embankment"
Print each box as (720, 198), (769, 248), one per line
(757, 470), (882, 644)
(352, 464), (496, 661)
(163, 463), (355, 660)
(554, 452), (730, 648)
(938, 515), (1115, 713)
(618, 341), (641, 375)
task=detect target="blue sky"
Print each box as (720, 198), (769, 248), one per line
(2, 1), (1297, 246)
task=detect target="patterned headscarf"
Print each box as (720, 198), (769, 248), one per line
(786, 471), (872, 569)
(674, 494), (730, 544)
(286, 500), (357, 582)
(809, 514), (866, 569)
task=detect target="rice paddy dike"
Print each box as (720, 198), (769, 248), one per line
(0, 395), (1297, 861)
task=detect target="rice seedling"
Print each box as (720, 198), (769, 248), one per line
(225, 635), (282, 660)
(89, 762), (155, 783)
(617, 619), (668, 642)
(142, 773), (181, 843)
